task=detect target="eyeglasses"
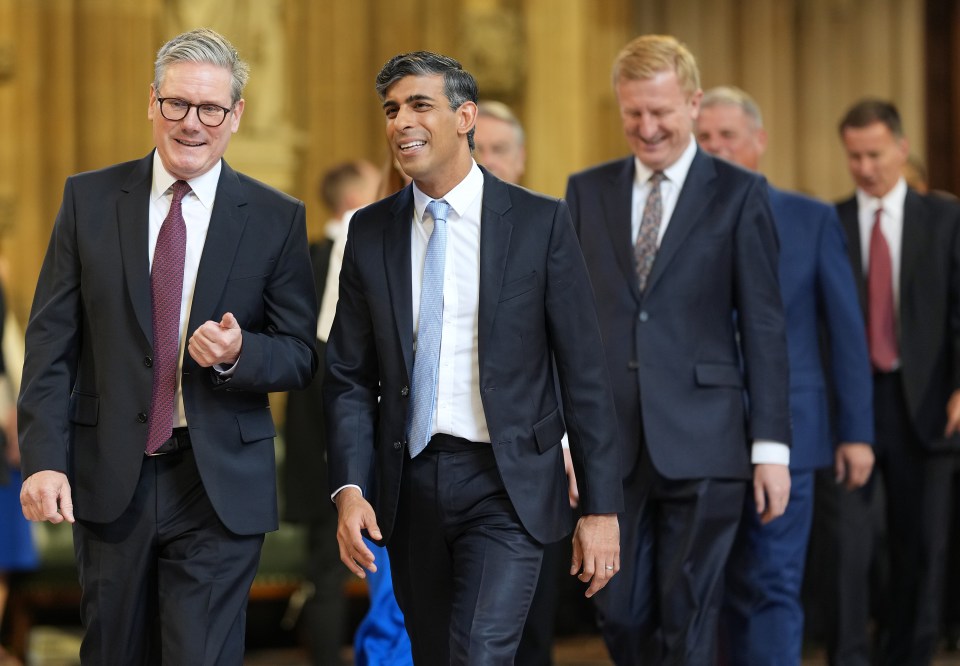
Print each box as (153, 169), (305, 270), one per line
(156, 97), (233, 127)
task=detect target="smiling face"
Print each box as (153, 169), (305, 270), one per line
(382, 74), (476, 198)
(616, 69), (700, 172)
(148, 61), (244, 181)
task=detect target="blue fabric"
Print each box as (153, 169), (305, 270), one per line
(0, 469), (39, 571)
(407, 200), (449, 458)
(353, 540), (412, 666)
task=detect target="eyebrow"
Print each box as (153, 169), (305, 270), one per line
(382, 93), (436, 110)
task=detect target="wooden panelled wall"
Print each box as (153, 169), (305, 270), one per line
(0, 0), (926, 324)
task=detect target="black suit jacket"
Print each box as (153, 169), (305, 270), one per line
(836, 189), (960, 447)
(18, 152), (319, 535)
(565, 149), (791, 480)
(323, 169), (623, 545)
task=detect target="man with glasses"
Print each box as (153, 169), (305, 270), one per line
(17, 28), (318, 664)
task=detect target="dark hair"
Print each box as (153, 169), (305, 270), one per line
(838, 98), (903, 138)
(375, 51), (478, 150)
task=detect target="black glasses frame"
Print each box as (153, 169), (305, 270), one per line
(156, 96), (233, 128)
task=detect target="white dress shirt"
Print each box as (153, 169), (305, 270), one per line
(410, 162), (489, 445)
(149, 152), (218, 428)
(632, 137), (788, 466)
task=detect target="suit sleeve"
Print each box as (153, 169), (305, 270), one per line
(322, 225), (379, 494)
(18, 177), (83, 477)
(222, 200), (319, 393)
(734, 178), (792, 445)
(544, 199), (624, 515)
(817, 207), (874, 445)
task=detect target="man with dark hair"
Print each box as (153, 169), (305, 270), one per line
(824, 97), (960, 665)
(565, 35), (791, 664)
(696, 85), (875, 666)
(324, 51), (622, 664)
(17, 28), (318, 664)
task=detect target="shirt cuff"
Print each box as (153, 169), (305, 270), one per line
(751, 440), (790, 466)
(331, 483), (362, 503)
(214, 354), (240, 377)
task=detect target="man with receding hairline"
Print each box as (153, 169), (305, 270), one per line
(566, 35), (791, 664)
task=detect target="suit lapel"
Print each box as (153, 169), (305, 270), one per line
(836, 196), (866, 315)
(603, 159), (641, 304)
(644, 148), (716, 296)
(900, 189), (925, 314)
(478, 172), (513, 357)
(385, 186), (415, 377)
(117, 153), (156, 344)
(186, 160), (247, 353)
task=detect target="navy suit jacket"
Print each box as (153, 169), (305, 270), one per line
(565, 149), (791, 480)
(768, 186), (873, 470)
(323, 169), (624, 545)
(18, 152), (319, 535)
(837, 189), (960, 448)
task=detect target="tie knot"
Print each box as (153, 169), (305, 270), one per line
(649, 172), (665, 187)
(426, 199), (450, 224)
(171, 180), (191, 205)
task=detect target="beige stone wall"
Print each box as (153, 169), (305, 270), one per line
(0, 0), (926, 323)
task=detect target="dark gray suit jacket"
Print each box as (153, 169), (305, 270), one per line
(18, 152), (319, 535)
(565, 149), (791, 480)
(323, 169), (623, 545)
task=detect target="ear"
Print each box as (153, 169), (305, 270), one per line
(457, 101), (478, 139)
(756, 127), (769, 156)
(229, 98), (245, 133)
(148, 84), (157, 120)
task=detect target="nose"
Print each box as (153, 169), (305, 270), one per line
(637, 114), (659, 140)
(180, 106), (204, 131)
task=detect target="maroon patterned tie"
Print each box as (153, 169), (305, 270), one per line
(867, 207), (898, 371)
(146, 180), (190, 454)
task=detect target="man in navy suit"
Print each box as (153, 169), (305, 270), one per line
(824, 99), (960, 665)
(565, 35), (791, 664)
(17, 29), (318, 664)
(695, 85), (875, 665)
(323, 51), (623, 665)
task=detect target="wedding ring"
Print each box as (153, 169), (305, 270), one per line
(604, 565), (614, 570)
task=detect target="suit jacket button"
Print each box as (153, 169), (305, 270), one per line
(639, 311), (649, 322)
(393, 441), (403, 450)
(137, 412), (148, 423)
(144, 356), (153, 367)
(401, 386), (409, 397)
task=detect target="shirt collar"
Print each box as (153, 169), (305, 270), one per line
(633, 134), (698, 187)
(151, 151), (221, 210)
(856, 177), (907, 215)
(412, 160), (484, 224)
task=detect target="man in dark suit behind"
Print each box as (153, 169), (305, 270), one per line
(695, 85), (876, 666)
(564, 35), (792, 665)
(824, 98), (960, 665)
(17, 28), (318, 665)
(323, 51), (623, 665)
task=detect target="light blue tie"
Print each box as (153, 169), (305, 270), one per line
(407, 199), (450, 458)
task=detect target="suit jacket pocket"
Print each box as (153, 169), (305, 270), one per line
(236, 407), (277, 444)
(228, 258), (277, 281)
(68, 391), (99, 427)
(694, 363), (743, 388)
(499, 271), (538, 303)
(533, 408), (565, 453)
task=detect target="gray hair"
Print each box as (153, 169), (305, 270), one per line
(154, 28), (249, 105)
(701, 86), (764, 130)
(477, 100), (525, 147)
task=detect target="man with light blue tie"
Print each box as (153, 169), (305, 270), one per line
(323, 51), (623, 665)
(695, 85), (875, 666)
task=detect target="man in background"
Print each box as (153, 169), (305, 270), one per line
(695, 85), (875, 666)
(565, 35), (791, 664)
(283, 159), (379, 665)
(825, 98), (960, 665)
(475, 100), (526, 187)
